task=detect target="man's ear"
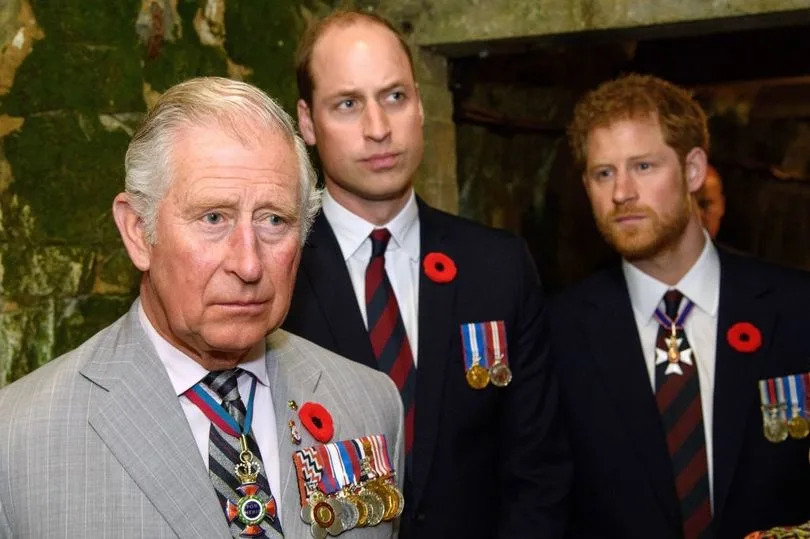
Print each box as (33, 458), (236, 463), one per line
(297, 99), (317, 146)
(684, 147), (708, 194)
(112, 192), (151, 272)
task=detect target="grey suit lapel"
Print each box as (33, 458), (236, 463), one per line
(81, 302), (229, 539)
(268, 330), (322, 532)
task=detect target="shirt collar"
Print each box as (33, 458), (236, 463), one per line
(321, 188), (420, 262)
(623, 230), (720, 323)
(138, 302), (269, 396)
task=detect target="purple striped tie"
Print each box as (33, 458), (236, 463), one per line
(655, 290), (712, 538)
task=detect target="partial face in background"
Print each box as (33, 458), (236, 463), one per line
(696, 165), (725, 239)
(298, 20), (424, 207)
(582, 114), (702, 261)
(139, 124), (302, 362)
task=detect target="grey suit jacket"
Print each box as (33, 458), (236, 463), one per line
(0, 301), (404, 538)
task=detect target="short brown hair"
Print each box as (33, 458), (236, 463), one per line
(295, 9), (415, 106)
(567, 74), (709, 170)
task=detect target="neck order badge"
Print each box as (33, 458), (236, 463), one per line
(185, 373), (282, 537)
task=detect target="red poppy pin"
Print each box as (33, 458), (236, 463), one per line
(298, 402), (334, 443)
(727, 322), (762, 353)
(423, 252), (457, 283)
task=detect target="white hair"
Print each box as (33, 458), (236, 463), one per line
(124, 76), (321, 244)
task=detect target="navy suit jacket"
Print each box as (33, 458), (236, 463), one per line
(551, 249), (810, 538)
(283, 198), (571, 538)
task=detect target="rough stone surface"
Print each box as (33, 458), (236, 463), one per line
(1, 0), (806, 385)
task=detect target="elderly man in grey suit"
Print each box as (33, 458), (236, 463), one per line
(0, 77), (404, 538)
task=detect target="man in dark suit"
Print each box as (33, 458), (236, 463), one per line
(554, 73), (810, 538)
(283, 9), (571, 539)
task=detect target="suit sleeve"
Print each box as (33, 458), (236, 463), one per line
(496, 241), (571, 538)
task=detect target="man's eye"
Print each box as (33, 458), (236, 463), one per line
(389, 91), (405, 102)
(203, 212), (223, 224)
(337, 99), (355, 110)
(637, 162), (651, 171)
(268, 214), (284, 226)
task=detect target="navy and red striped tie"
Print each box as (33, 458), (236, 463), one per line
(365, 228), (416, 454)
(655, 289), (712, 539)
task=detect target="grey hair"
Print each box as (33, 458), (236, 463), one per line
(124, 76), (321, 244)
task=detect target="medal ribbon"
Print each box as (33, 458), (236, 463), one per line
(653, 299), (695, 331)
(487, 320), (508, 365)
(316, 444), (339, 495)
(184, 375), (257, 438)
(461, 323), (487, 370)
(759, 376), (788, 421)
(786, 375), (803, 419)
(337, 439), (360, 485)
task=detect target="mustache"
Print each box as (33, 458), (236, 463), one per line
(608, 205), (654, 219)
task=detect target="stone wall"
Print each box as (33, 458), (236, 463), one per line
(0, 0), (323, 385)
(2, 0), (807, 384)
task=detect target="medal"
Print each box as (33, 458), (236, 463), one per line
(184, 376), (281, 537)
(289, 419), (302, 445)
(490, 361), (512, 387)
(762, 405), (789, 443)
(787, 415), (809, 439)
(466, 363), (489, 389)
(293, 434), (401, 535)
(486, 321), (512, 387)
(759, 377), (789, 443)
(653, 301), (695, 377)
(461, 322), (490, 389)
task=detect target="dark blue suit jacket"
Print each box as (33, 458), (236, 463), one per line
(283, 198), (571, 538)
(550, 249), (810, 538)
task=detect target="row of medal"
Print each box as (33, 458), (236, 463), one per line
(461, 321), (513, 389)
(759, 373), (810, 443)
(293, 434), (403, 537)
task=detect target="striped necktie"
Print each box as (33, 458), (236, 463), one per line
(654, 290), (712, 539)
(203, 369), (283, 538)
(365, 228), (416, 454)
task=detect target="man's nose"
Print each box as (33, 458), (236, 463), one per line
(226, 221), (262, 283)
(613, 169), (638, 205)
(362, 102), (391, 142)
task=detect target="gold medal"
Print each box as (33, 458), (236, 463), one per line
(347, 493), (369, 527)
(466, 363), (489, 389)
(360, 487), (385, 526)
(490, 361), (512, 387)
(788, 415), (810, 439)
(378, 481), (404, 521)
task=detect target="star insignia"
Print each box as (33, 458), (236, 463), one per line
(655, 343), (693, 376)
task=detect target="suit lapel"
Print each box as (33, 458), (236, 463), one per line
(711, 251), (776, 521)
(301, 212), (377, 368)
(583, 268), (680, 526)
(267, 331), (322, 532)
(81, 304), (229, 539)
(411, 200), (457, 501)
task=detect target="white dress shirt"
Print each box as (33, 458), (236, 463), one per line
(138, 304), (282, 506)
(622, 232), (720, 506)
(321, 188), (422, 363)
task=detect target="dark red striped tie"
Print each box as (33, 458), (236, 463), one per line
(365, 228), (416, 454)
(655, 290), (712, 539)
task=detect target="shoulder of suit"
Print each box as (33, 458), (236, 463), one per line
(552, 265), (621, 306)
(0, 313), (127, 423)
(719, 248), (810, 290)
(274, 329), (400, 395)
(421, 202), (525, 250)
